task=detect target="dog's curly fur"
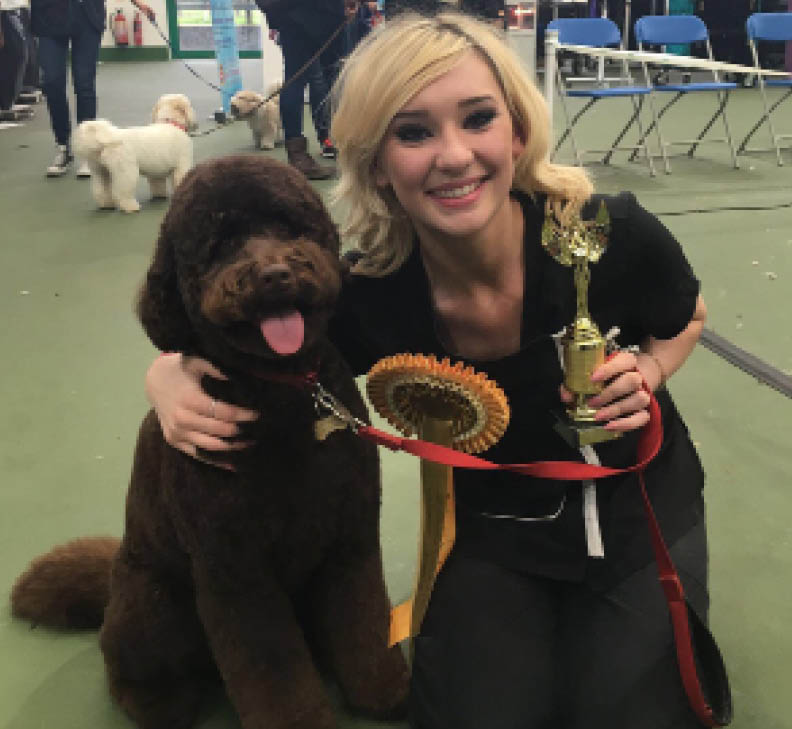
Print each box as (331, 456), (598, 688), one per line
(11, 155), (409, 729)
(230, 87), (282, 150)
(73, 94), (197, 213)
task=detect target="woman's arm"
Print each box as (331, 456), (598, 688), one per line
(635, 294), (707, 392)
(575, 294), (707, 432)
(145, 354), (257, 460)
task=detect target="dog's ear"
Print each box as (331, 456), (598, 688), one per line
(181, 99), (197, 131)
(136, 229), (197, 353)
(151, 97), (161, 123)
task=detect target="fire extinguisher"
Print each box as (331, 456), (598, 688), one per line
(133, 10), (143, 46)
(113, 8), (129, 46)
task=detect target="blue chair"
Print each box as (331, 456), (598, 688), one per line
(737, 13), (792, 166)
(633, 15), (739, 173)
(547, 17), (658, 175)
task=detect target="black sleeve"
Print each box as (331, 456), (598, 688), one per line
(618, 192), (701, 341)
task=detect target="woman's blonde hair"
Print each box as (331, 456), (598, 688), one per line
(331, 12), (594, 276)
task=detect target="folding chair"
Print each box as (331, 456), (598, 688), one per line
(737, 13), (792, 166)
(632, 15), (739, 173)
(547, 18), (658, 175)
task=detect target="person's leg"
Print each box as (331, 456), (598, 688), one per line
(37, 33), (73, 175)
(318, 26), (345, 103)
(37, 33), (70, 145)
(277, 21), (310, 141)
(562, 522), (710, 729)
(306, 59), (330, 143)
(70, 2), (101, 126)
(314, 27), (345, 158)
(410, 552), (560, 729)
(69, 3), (102, 177)
(278, 21), (333, 179)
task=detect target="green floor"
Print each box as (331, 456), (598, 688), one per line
(1, 59), (791, 729)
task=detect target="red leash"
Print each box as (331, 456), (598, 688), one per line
(356, 386), (723, 727)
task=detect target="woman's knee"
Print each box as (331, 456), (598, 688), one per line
(39, 61), (68, 95)
(409, 556), (558, 729)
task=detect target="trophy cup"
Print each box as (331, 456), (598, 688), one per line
(541, 202), (621, 449)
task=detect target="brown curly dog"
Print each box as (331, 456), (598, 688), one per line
(11, 155), (409, 729)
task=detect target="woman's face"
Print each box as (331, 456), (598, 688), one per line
(375, 52), (525, 242)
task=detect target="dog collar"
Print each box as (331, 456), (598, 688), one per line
(252, 370), (319, 388)
(164, 120), (188, 132)
(248, 362), (364, 432)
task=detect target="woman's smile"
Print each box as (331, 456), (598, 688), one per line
(427, 176), (489, 206)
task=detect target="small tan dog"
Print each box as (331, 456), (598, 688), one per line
(230, 86), (283, 150)
(151, 93), (198, 130)
(74, 94), (198, 213)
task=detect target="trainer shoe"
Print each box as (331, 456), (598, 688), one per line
(76, 161), (91, 178)
(320, 138), (338, 160)
(46, 145), (73, 177)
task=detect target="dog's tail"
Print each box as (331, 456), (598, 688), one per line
(10, 536), (120, 630)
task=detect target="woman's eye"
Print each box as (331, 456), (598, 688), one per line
(465, 108), (497, 129)
(394, 124), (431, 143)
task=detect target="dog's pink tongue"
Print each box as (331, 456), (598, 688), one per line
(260, 310), (305, 355)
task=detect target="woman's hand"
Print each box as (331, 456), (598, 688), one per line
(145, 354), (258, 464)
(559, 351), (651, 433)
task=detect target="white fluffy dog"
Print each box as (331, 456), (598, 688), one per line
(230, 86), (282, 150)
(73, 94), (198, 213)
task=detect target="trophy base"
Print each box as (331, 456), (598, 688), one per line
(552, 411), (623, 449)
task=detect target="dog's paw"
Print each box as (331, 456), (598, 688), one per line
(118, 199), (141, 213)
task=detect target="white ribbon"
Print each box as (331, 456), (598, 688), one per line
(579, 445), (605, 558)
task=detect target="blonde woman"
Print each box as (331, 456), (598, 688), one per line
(145, 12), (709, 728)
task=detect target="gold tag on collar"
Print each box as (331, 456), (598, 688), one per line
(314, 413), (347, 441)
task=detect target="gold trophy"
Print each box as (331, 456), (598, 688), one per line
(541, 202), (621, 449)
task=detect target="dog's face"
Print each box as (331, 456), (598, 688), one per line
(230, 90), (266, 119)
(138, 156), (343, 373)
(197, 232), (341, 363)
(151, 93), (198, 132)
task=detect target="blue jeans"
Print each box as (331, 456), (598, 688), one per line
(277, 20), (344, 141)
(37, 1), (101, 146)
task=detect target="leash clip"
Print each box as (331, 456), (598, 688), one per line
(313, 382), (365, 433)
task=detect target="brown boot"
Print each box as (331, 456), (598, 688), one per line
(285, 136), (335, 180)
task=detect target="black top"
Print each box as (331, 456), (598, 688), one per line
(31, 0), (106, 37)
(259, 0), (345, 38)
(329, 191), (705, 589)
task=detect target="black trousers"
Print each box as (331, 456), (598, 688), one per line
(410, 523), (709, 729)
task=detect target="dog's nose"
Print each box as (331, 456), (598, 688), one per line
(259, 263), (294, 292)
